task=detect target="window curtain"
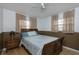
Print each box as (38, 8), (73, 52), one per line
(29, 17), (37, 29)
(16, 13), (26, 32)
(51, 15), (58, 32)
(63, 10), (74, 33)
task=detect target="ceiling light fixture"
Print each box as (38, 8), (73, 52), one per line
(41, 3), (45, 8)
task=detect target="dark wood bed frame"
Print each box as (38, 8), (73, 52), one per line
(21, 29), (64, 55)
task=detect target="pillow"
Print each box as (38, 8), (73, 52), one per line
(27, 31), (37, 36)
(21, 32), (28, 37)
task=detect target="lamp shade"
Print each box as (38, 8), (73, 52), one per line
(9, 31), (15, 36)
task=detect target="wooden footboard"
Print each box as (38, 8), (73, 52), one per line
(42, 37), (63, 55)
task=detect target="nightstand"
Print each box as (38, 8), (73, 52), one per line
(3, 32), (20, 50)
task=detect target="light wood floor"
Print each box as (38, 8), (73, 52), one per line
(1, 47), (79, 55)
(60, 47), (79, 55)
(2, 47), (29, 55)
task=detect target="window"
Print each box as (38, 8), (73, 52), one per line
(25, 20), (30, 29)
(19, 19), (26, 29)
(58, 19), (63, 31)
(63, 10), (74, 33)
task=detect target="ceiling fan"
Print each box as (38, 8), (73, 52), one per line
(32, 3), (46, 12)
(41, 3), (45, 9)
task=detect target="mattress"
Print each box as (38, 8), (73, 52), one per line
(21, 35), (58, 55)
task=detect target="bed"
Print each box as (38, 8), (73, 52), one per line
(21, 29), (64, 55)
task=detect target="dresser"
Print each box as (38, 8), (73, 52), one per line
(3, 32), (20, 49)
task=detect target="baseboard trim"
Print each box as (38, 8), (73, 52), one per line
(63, 46), (79, 53)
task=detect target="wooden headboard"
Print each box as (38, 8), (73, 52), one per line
(21, 29), (38, 32)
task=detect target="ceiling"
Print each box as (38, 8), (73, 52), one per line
(0, 3), (79, 18)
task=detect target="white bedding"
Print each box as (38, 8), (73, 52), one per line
(21, 35), (58, 55)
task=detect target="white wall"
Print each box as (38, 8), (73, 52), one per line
(0, 7), (79, 32)
(37, 13), (63, 31)
(74, 7), (79, 32)
(0, 8), (3, 33)
(37, 8), (79, 32)
(37, 17), (51, 31)
(3, 9), (16, 32)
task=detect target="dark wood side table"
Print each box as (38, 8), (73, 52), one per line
(3, 32), (20, 50)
